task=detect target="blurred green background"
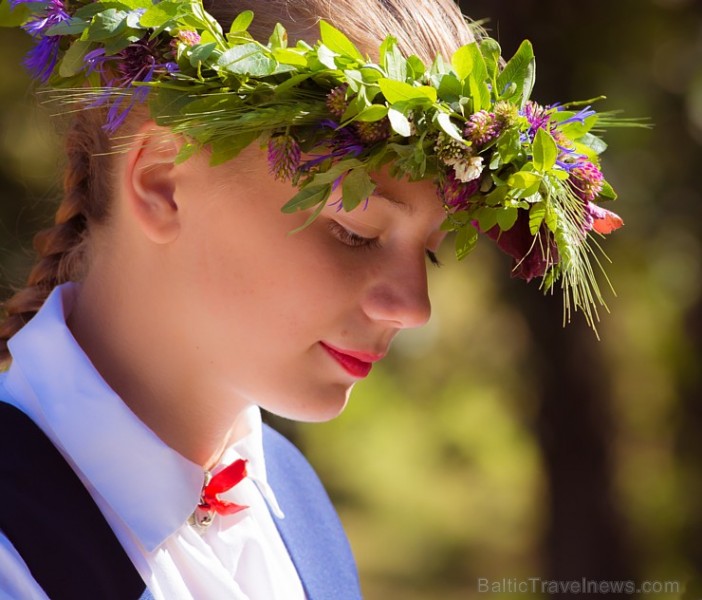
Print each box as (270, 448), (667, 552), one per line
(1, 0), (701, 598)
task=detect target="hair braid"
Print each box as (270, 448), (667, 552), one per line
(0, 111), (113, 363)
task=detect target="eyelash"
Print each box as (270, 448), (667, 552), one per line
(327, 221), (442, 267)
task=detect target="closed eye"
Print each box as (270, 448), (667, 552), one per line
(329, 220), (442, 266)
(328, 220), (381, 250)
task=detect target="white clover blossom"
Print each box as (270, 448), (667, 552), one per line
(450, 155), (484, 183)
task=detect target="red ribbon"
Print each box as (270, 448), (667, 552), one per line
(198, 458), (249, 516)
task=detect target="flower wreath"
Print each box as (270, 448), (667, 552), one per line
(1, 0), (644, 329)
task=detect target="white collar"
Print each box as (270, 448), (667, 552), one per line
(4, 282), (282, 552)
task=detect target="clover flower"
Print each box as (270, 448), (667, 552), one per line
(435, 133), (470, 163)
(267, 134), (301, 181)
(354, 119), (391, 144)
(568, 157), (604, 202)
(16, 0), (69, 83)
(176, 30), (201, 46)
(438, 171), (480, 210)
(452, 155), (483, 183)
(326, 84), (349, 119)
(494, 100), (519, 128)
(464, 110), (500, 147)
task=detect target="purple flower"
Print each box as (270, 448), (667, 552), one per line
(85, 38), (177, 132)
(19, 0), (69, 83)
(437, 171), (480, 210)
(481, 211), (559, 282)
(464, 110), (501, 147)
(326, 84), (349, 119)
(556, 105), (597, 127)
(300, 120), (365, 171)
(522, 100), (552, 139)
(268, 135), (301, 181)
(568, 157), (604, 202)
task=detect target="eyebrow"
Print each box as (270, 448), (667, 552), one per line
(371, 186), (415, 215)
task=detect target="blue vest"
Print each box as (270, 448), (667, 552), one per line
(0, 402), (362, 599)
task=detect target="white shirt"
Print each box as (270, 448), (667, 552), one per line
(0, 283), (306, 600)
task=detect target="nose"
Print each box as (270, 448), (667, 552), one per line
(361, 253), (431, 329)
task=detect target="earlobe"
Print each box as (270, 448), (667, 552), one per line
(123, 123), (181, 244)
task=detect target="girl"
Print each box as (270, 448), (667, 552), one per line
(0, 0), (626, 597)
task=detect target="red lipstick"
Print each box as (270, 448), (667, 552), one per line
(320, 342), (384, 378)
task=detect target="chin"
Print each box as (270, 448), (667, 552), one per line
(266, 383), (353, 423)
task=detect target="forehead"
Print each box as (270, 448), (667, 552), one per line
(368, 168), (443, 218)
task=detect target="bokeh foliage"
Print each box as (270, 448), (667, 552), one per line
(1, 0), (701, 598)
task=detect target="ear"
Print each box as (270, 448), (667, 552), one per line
(122, 122), (182, 244)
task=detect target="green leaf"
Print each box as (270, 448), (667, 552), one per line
(578, 132), (608, 155)
(451, 43), (474, 81)
(342, 168), (376, 211)
(406, 55), (425, 79)
(532, 128), (558, 172)
(388, 107), (412, 137)
(496, 207), (519, 231)
(46, 17), (90, 36)
(477, 207), (498, 232)
(497, 128), (521, 163)
(208, 130), (258, 165)
(287, 198), (328, 234)
(378, 79), (436, 104)
(316, 44), (338, 70)
(139, 3), (178, 28)
(282, 184), (332, 213)
(436, 112), (463, 142)
(480, 38), (501, 83)
(508, 171), (541, 190)
(529, 201), (546, 235)
(380, 36), (407, 82)
(174, 141), (199, 165)
(268, 22), (287, 49)
(355, 105), (388, 122)
(59, 40), (91, 78)
(273, 48), (306, 67)
(437, 73), (462, 102)
(496, 39), (535, 107)
(309, 159), (363, 187)
(188, 42), (217, 67)
(598, 179), (617, 200)
(0, 0), (30, 27)
(273, 72), (311, 95)
(114, 0), (152, 10)
(455, 224), (479, 260)
(216, 43), (276, 76)
(465, 45), (490, 111)
(229, 10), (253, 33)
(84, 9), (128, 41)
(319, 20), (363, 61)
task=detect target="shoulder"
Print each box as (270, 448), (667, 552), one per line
(261, 424), (363, 600)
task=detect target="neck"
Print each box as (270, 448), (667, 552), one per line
(67, 270), (249, 469)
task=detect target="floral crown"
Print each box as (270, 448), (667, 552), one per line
(1, 0), (643, 329)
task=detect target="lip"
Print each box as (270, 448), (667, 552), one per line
(320, 342), (385, 379)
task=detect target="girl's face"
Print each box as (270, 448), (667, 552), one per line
(165, 146), (446, 422)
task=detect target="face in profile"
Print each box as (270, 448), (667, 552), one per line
(164, 144), (447, 422)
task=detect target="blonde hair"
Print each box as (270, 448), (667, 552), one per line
(0, 0), (475, 362)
